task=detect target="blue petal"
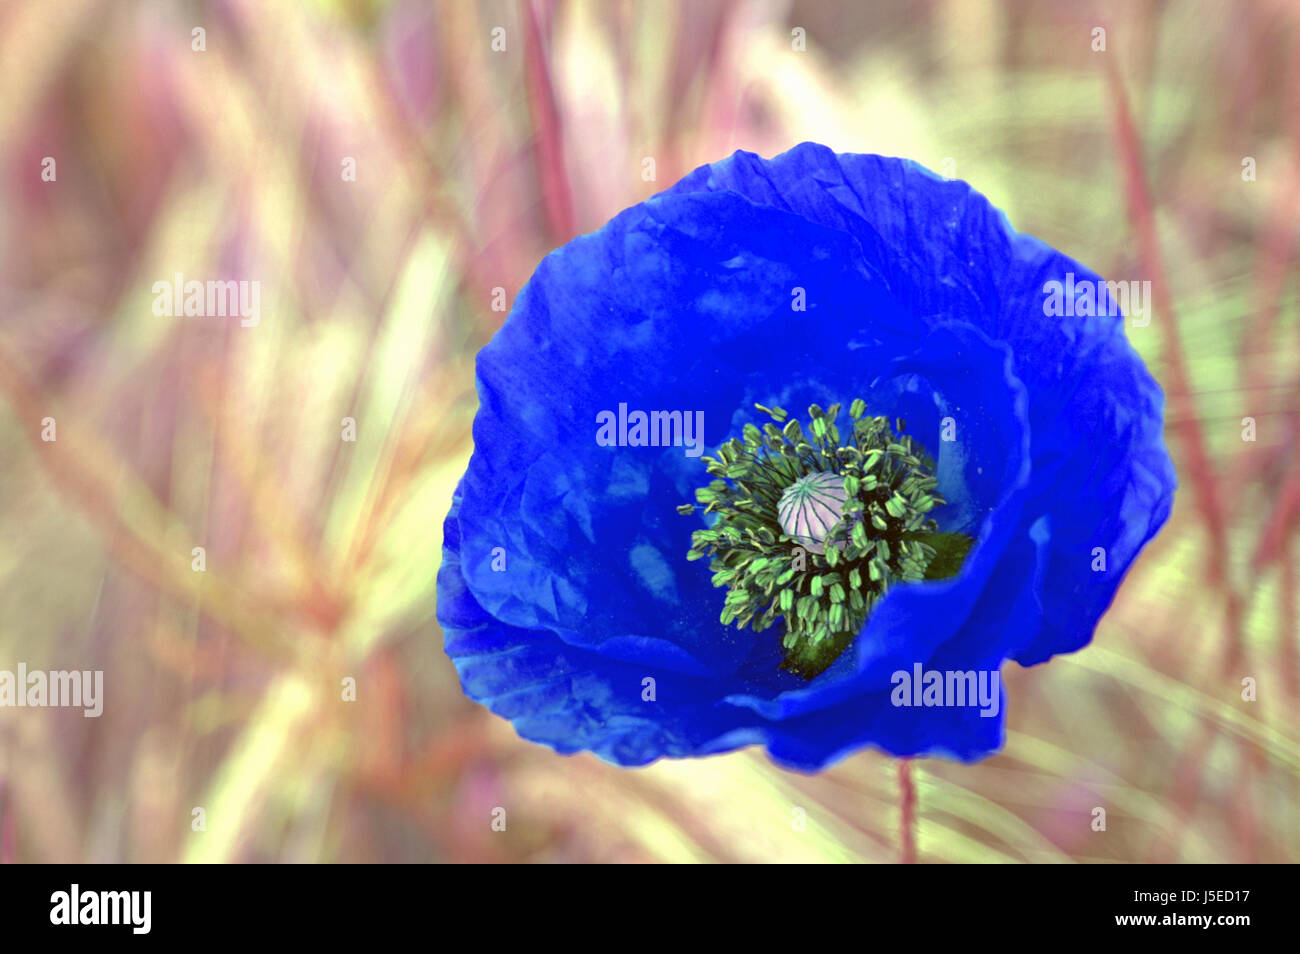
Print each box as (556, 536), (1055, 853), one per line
(440, 484), (760, 765)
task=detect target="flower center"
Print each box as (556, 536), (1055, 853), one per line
(777, 473), (849, 553)
(679, 400), (973, 679)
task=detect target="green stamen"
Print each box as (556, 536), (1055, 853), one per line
(681, 401), (974, 679)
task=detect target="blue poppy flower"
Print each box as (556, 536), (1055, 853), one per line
(437, 142), (1176, 771)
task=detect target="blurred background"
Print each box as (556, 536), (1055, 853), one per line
(0, 0), (1297, 863)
